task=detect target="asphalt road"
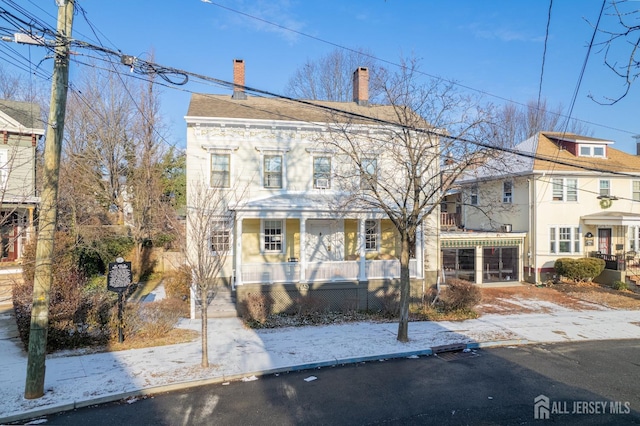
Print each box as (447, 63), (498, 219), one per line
(25, 339), (640, 426)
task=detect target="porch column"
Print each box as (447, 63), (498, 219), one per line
(235, 217), (243, 288)
(475, 245), (483, 285)
(359, 218), (367, 281)
(300, 217), (307, 282)
(415, 225), (424, 279)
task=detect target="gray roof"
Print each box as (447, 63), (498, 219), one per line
(0, 99), (42, 130)
(186, 93), (422, 126)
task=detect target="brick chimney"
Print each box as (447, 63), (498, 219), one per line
(232, 59), (247, 100)
(352, 67), (369, 106)
(635, 135), (640, 156)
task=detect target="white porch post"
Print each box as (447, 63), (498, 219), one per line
(235, 217), (243, 288)
(416, 225), (424, 279)
(300, 217), (307, 282)
(475, 245), (483, 284)
(359, 218), (367, 281)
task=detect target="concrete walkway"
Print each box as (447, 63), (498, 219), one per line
(1, 303), (640, 423)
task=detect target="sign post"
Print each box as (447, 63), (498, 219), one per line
(107, 257), (132, 343)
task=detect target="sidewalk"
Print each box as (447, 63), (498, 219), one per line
(1, 303), (640, 423)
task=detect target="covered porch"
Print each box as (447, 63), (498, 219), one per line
(233, 194), (424, 287)
(440, 231), (526, 285)
(581, 211), (640, 284)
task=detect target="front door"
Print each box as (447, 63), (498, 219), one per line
(306, 220), (343, 262)
(598, 228), (612, 254)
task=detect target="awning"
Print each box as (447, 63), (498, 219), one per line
(581, 211), (640, 227)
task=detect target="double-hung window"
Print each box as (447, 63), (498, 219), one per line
(470, 185), (478, 205)
(264, 155), (283, 189)
(210, 220), (231, 254)
(360, 158), (377, 190)
(210, 154), (230, 188)
(365, 219), (378, 251)
(263, 220), (283, 252)
(502, 181), (512, 203)
(313, 156), (331, 189)
(599, 179), (610, 197)
(552, 178), (578, 202)
(633, 181), (640, 202)
(549, 226), (580, 254)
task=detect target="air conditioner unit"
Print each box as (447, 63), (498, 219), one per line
(315, 178), (329, 189)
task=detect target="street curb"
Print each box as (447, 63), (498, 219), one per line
(0, 339), (529, 424)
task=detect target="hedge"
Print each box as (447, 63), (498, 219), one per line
(554, 257), (605, 282)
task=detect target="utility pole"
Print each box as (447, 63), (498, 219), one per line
(25, 0), (74, 399)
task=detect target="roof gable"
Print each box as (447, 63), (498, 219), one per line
(0, 100), (44, 135)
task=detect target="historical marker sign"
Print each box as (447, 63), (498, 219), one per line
(107, 260), (132, 292)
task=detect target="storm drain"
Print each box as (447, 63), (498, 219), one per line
(431, 344), (479, 362)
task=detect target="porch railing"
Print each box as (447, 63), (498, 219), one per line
(441, 212), (460, 229)
(589, 251), (625, 271)
(241, 259), (419, 284)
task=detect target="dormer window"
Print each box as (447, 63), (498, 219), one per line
(579, 144), (606, 158)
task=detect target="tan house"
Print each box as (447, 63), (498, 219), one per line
(185, 60), (440, 315)
(0, 100), (41, 262)
(455, 131), (640, 285)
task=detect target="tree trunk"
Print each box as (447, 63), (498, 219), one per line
(396, 235), (411, 342)
(200, 285), (209, 367)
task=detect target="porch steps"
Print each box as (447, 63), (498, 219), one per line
(205, 287), (238, 318)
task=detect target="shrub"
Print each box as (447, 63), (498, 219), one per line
(611, 280), (628, 291)
(240, 293), (273, 325)
(554, 258), (605, 282)
(437, 278), (481, 312)
(163, 266), (191, 303)
(117, 299), (187, 340)
(14, 234), (117, 352)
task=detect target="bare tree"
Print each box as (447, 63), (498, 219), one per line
(285, 47), (384, 102)
(487, 99), (592, 148)
(62, 66), (135, 227)
(321, 57), (494, 342)
(184, 180), (245, 367)
(590, 0), (640, 104)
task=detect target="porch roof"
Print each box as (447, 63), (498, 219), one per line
(236, 193), (386, 218)
(581, 211), (640, 226)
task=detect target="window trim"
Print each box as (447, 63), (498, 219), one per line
(263, 154), (283, 189)
(632, 180), (640, 202)
(599, 179), (610, 197)
(549, 226), (581, 254)
(210, 153), (231, 188)
(365, 219), (379, 251)
(313, 155), (331, 189)
(502, 181), (513, 204)
(262, 219), (285, 253)
(210, 219), (231, 255)
(579, 144), (606, 158)
(469, 185), (478, 206)
(360, 158), (378, 190)
(551, 178), (578, 202)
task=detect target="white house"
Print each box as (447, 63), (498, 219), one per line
(454, 131), (640, 285)
(185, 60), (440, 314)
(0, 100), (42, 262)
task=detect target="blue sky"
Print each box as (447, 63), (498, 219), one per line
(4, 1), (639, 153)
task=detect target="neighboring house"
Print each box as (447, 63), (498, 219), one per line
(452, 131), (640, 285)
(185, 60), (439, 315)
(0, 100), (42, 262)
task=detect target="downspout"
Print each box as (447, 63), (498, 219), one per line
(530, 175), (538, 284)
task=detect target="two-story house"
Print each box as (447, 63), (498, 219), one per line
(0, 100), (42, 262)
(454, 131), (640, 285)
(185, 60), (439, 315)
